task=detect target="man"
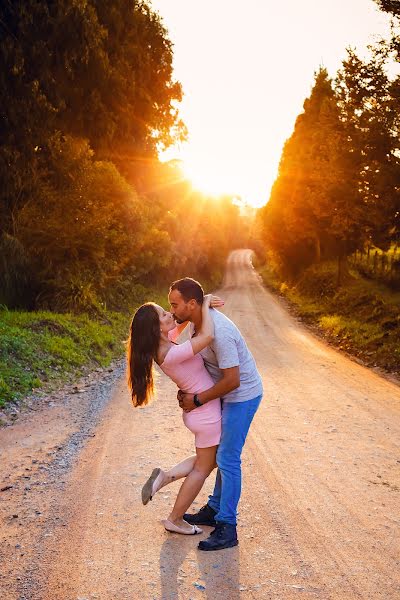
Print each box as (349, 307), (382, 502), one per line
(168, 277), (263, 551)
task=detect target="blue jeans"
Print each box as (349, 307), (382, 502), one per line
(208, 394), (262, 525)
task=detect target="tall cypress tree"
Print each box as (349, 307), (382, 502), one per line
(261, 68), (359, 282)
(336, 48), (400, 250)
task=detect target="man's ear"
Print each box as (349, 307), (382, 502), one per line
(188, 299), (197, 311)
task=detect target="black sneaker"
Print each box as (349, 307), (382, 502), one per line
(198, 523), (238, 551)
(183, 503), (217, 526)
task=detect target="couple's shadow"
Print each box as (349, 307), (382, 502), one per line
(159, 527), (241, 599)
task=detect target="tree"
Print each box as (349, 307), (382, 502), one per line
(336, 49), (400, 250)
(0, 1), (186, 229)
(260, 69), (359, 283)
(261, 54), (400, 286)
(15, 134), (171, 310)
(373, 0), (400, 241)
(0, 1), (190, 309)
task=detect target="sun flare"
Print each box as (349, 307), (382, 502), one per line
(161, 144), (277, 208)
(180, 159), (235, 197)
(152, 0), (392, 210)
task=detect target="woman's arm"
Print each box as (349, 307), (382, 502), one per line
(190, 294), (218, 355)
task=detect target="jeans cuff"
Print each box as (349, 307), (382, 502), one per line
(207, 498), (220, 512)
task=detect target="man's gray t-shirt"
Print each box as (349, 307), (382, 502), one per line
(199, 308), (263, 403)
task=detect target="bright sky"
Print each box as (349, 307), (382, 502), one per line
(150, 0), (392, 208)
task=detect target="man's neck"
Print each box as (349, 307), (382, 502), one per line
(191, 307), (202, 334)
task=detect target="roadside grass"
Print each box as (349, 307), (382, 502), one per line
(257, 260), (400, 374)
(0, 281), (174, 409)
(0, 309), (130, 408)
(0, 276), (220, 411)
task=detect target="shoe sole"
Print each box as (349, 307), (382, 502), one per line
(142, 468), (161, 505)
(198, 539), (239, 551)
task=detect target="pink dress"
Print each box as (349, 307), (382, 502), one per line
(160, 340), (221, 448)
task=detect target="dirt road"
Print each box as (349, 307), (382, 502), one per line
(1, 249), (399, 600)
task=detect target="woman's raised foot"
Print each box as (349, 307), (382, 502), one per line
(141, 467), (164, 505)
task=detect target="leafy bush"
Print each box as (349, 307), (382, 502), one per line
(296, 262), (338, 298)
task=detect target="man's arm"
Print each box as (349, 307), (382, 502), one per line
(178, 366), (240, 412)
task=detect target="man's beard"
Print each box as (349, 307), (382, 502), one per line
(174, 317), (186, 324)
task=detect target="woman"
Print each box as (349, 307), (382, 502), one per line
(126, 294), (223, 535)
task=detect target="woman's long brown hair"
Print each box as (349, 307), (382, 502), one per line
(126, 303), (161, 407)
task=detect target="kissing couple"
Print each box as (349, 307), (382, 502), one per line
(127, 277), (263, 551)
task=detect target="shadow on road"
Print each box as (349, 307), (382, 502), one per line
(159, 531), (241, 599)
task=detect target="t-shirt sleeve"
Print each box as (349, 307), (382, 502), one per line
(212, 327), (240, 369)
(163, 340), (194, 366)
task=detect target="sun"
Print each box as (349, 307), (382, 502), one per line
(181, 158), (235, 197)
(159, 144), (276, 208)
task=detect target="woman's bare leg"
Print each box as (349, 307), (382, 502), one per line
(148, 455), (197, 499)
(167, 446), (217, 531)
(143, 456), (196, 504)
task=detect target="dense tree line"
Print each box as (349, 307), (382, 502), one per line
(0, 1), (244, 311)
(259, 1), (400, 285)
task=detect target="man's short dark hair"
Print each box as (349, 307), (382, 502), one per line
(170, 277), (204, 304)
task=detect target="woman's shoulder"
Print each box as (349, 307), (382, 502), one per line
(157, 340), (175, 366)
(161, 339), (194, 366)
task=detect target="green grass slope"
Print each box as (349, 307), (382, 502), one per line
(0, 310), (130, 408)
(258, 261), (400, 375)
